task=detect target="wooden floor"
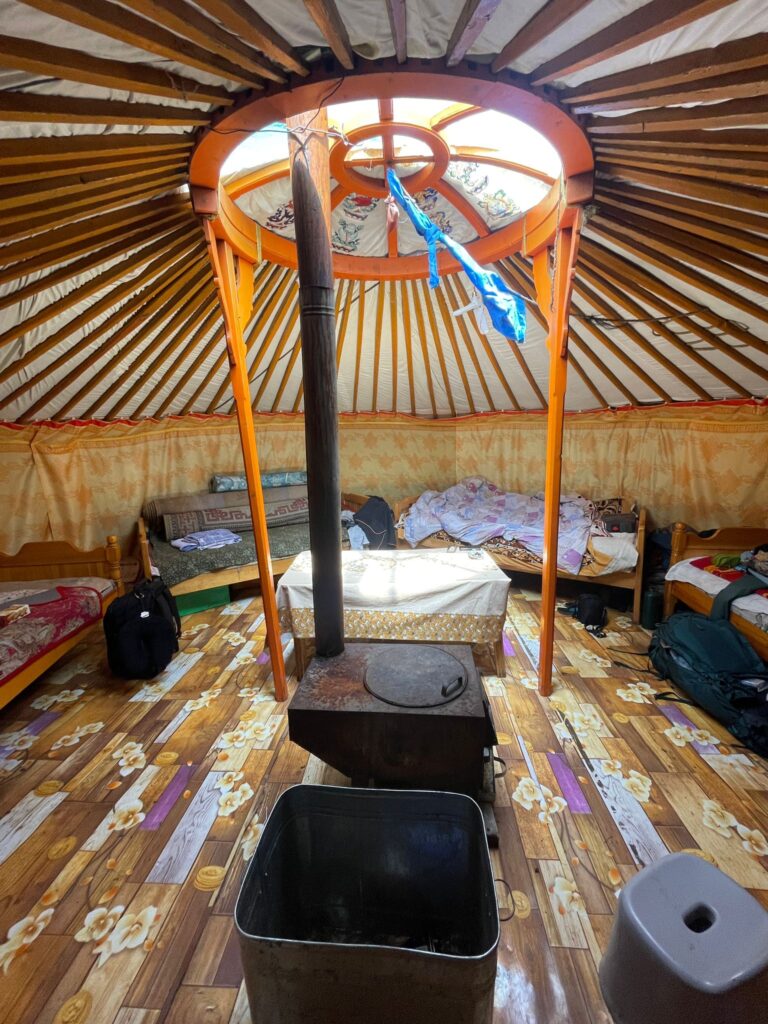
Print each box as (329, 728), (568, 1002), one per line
(1, 585), (767, 1024)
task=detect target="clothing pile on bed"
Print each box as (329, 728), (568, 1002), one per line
(666, 548), (768, 633)
(402, 477), (638, 576)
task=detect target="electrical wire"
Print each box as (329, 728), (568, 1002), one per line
(209, 343), (300, 413)
(208, 77), (347, 142)
(570, 309), (750, 333)
(573, 309), (707, 328)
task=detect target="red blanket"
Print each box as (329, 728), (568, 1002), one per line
(690, 556), (768, 599)
(0, 586), (103, 687)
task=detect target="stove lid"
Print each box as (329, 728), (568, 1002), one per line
(364, 644), (468, 708)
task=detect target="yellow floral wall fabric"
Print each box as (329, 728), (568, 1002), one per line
(0, 424), (50, 551)
(454, 404), (768, 529)
(0, 403), (765, 553)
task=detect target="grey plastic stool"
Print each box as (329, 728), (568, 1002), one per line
(599, 852), (768, 1024)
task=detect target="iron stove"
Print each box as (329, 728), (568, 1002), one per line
(288, 641), (497, 798)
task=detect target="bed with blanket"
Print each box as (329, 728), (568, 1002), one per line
(138, 472), (367, 594)
(0, 536), (124, 709)
(664, 522), (768, 661)
(395, 478), (646, 621)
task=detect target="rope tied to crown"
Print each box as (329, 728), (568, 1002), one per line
(386, 168), (526, 343)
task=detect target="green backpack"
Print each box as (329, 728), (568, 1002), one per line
(649, 612), (768, 757)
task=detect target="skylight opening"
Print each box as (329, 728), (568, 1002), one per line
(221, 122), (289, 178)
(221, 99), (562, 183)
(439, 110), (562, 178)
(224, 96), (564, 268)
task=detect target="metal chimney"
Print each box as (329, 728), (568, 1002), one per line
(290, 155), (344, 658)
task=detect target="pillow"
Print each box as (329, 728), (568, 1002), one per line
(210, 470), (307, 492)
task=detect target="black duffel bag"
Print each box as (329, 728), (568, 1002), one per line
(104, 577), (181, 679)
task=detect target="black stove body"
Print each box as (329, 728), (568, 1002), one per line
(288, 642), (497, 797)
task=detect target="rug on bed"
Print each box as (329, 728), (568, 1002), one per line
(147, 486), (309, 540)
(143, 489), (249, 532)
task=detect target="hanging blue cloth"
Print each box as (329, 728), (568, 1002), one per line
(386, 168), (526, 343)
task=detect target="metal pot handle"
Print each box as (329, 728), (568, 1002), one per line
(441, 676), (463, 698)
(494, 877), (515, 921)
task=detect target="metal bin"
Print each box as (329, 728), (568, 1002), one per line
(235, 784), (499, 1024)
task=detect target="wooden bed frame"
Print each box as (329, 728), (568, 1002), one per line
(394, 496), (647, 622)
(663, 521), (768, 661)
(0, 535), (124, 709)
(137, 492), (371, 596)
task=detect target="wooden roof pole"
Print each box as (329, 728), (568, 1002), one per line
(203, 221), (287, 701)
(536, 208), (584, 697)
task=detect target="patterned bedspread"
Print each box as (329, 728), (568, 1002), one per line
(0, 585), (103, 686)
(404, 477), (595, 574)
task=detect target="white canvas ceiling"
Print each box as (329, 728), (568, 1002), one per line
(0, 0), (765, 422)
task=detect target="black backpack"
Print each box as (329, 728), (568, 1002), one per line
(559, 593), (607, 635)
(576, 593), (607, 628)
(649, 612), (768, 757)
(104, 578), (181, 679)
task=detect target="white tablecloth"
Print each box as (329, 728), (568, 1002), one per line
(277, 548), (510, 644)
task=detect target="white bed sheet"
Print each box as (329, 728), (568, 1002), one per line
(665, 559), (768, 632)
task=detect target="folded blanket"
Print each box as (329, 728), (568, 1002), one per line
(210, 469), (307, 492)
(171, 529), (243, 552)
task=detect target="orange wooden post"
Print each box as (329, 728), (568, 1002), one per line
(204, 222), (287, 701)
(536, 210), (583, 697)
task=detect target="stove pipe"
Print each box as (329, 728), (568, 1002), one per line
(291, 156), (344, 658)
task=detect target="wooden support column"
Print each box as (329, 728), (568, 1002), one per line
(535, 211), (583, 697)
(288, 109), (345, 658)
(204, 222), (287, 701)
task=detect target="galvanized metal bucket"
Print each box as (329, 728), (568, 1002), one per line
(235, 785), (499, 1024)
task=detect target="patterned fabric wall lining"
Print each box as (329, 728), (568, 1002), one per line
(0, 405), (765, 553)
(0, 1), (766, 425)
